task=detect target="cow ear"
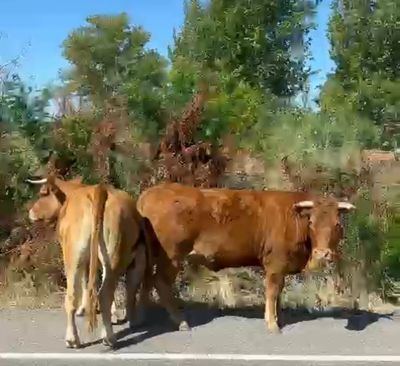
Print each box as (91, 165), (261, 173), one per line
(293, 200), (314, 216)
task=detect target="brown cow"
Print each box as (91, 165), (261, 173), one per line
(137, 183), (355, 333)
(27, 175), (147, 348)
(27, 175), (120, 318)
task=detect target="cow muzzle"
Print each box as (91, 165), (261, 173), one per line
(312, 248), (334, 262)
(28, 209), (38, 222)
(307, 248), (335, 271)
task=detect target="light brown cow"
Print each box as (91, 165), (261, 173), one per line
(27, 175), (147, 348)
(137, 183), (355, 333)
(27, 175), (122, 319)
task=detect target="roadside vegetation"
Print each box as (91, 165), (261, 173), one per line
(0, 0), (399, 314)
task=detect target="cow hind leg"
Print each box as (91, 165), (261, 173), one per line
(98, 268), (118, 347)
(125, 245), (147, 329)
(126, 263), (155, 329)
(76, 268), (88, 317)
(154, 261), (190, 331)
(99, 268), (118, 323)
(64, 267), (83, 348)
(134, 275), (154, 326)
(264, 272), (285, 334)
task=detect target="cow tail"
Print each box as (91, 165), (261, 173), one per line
(87, 183), (108, 333)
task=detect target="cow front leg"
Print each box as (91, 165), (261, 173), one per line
(154, 260), (190, 331)
(264, 272), (285, 333)
(154, 274), (190, 331)
(125, 245), (147, 329)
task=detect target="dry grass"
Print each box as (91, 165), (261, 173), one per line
(0, 227), (64, 310)
(175, 265), (397, 315)
(0, 265), (64, 310)
(1, 248), (397, 316)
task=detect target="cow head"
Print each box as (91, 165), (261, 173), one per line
(26, 175), (83, 223)
(294, 198), (355, 271)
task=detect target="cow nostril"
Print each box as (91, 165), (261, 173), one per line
(312, 249), (332, 261)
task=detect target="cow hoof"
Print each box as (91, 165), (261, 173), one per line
(65, 339), (81, 349)
(102, 335), (117, 348)
(76, 307), (85, 317)
(268, 325), (282, 335)
(178, 321), (191, 331)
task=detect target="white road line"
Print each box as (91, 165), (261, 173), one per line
(1, 353), (400, 362)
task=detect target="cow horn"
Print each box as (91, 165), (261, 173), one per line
(338, 201), (356, 210)
(26, 178), (48, 185)
(295, 200), (314, 208)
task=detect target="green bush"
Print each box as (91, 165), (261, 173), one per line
(252, 108), (380, 164)
(0, 131), (40, 207)
(340, 189), (388, 294)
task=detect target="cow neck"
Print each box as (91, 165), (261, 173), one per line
(293, 213), (309, 243)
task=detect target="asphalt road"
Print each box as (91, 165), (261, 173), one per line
(1, 304), (400, 366)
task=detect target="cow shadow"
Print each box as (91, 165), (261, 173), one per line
(211, 303), (392, 331)
(281, 306), (392, 331)
(111, 301), (393, 350)
(184, 302), (392, 331)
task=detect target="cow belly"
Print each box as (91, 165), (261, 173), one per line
(191, 236), (259, 271)
(212, 253), (260, 271)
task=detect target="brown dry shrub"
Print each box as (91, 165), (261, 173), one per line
(155, 89), (228, 189)
(0, 221), (63, 309)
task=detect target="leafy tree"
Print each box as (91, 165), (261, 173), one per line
(165, 57), (269, 142)
(62, 13), (167, 139)
(320, 0), (400, 146)
(0, 74), (52, 164)
(0, 74), (46, 215)
(171, 0), (309, 98)
(165, 0), (316, 144)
